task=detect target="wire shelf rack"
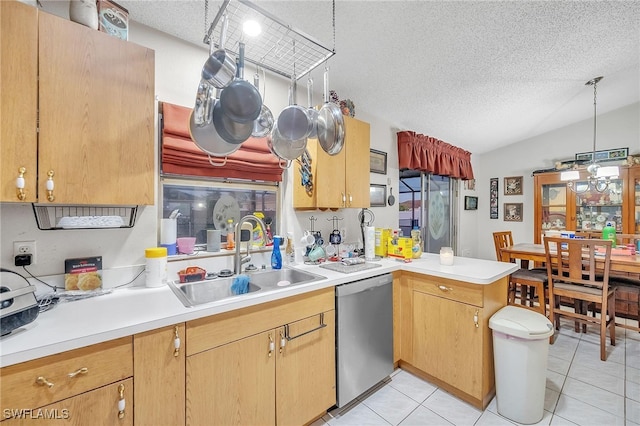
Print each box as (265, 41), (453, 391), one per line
(32, 205), (138, 230)
(205, 0), (335, 80)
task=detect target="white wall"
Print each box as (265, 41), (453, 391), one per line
(472, 102), (640, 260)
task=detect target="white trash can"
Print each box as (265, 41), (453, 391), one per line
(489, 305), (554, 424)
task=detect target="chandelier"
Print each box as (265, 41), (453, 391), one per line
(560, 76), (619, 193)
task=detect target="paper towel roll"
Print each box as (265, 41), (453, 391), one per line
(160, 219), (177, 244)
(365, 226), (376, 260)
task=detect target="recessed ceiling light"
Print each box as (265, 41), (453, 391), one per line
(243, 20), (261, 37)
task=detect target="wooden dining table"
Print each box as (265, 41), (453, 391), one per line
(499, 243), (640, 275)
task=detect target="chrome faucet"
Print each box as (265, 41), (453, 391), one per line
(234, 214), (267, 275)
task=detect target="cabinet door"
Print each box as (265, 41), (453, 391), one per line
(627, 166), (640, 233)
(344, 117), (371, 208)
(37, 12), (154, 205)
(3, 378), (133, 426)
(134, 324), (185, 426)
(276, 311), (336, 426)
(315, 140), (347, 208)
(412, 290), (483, 399)
(534, 172), (576, 243)
(0, 1), (38, 202)
(186, 330), (276, 426)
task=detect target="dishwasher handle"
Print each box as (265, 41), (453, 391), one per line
(335, 273), (393, 297)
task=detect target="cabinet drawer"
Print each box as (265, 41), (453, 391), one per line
(2, 378), (133, 425)
(410, 276), (483, 307)
(1, 337), (132, 410)
(186, 287), (334, 356)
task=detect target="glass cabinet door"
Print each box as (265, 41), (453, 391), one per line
(541, 183), (568, 231)
(574, 178), (624, 232)
(634, 173), (640, 233)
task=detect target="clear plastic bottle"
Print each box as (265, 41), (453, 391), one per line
(411, 227), (423, 259)
(226, 218), (235, 250)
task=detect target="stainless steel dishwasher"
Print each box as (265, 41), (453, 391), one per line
(335, 273), (393, 407)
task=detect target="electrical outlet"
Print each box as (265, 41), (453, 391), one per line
(13, 240), (36, 265)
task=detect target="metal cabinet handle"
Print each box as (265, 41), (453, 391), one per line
(45, 170), (55, 202)
(118, 383), (126, 419)
(285, 312), (326, 341)
(341, 192), (346, 207)
(173, 326), (181, 357)
(36, 376), (54, 388)
(473, 310), (479, 328)
(268, 333), (275, 357)
(16, 167), (26, 201)
(348, 193), (353, 207)
(68, 367), (88, 378)
(279, 330), (286, 353)
(437, 285), (453, 292)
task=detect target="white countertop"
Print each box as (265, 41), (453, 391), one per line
(0, 254), (517, 367)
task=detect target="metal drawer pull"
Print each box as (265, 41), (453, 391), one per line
(285, 312), (326, 341)
(118, 383), (125, 419)
(46, 170), (55, 202)
(473, 310), (479, 328)
(16, 167), (26, 201)
(268, 333), (274, 357)
(279, 330), (286, 353)
(437, 285), (453, 292)
(68, 367), (88, 378)
(36, 376), (54, 388)
(173, 326), (181, 357)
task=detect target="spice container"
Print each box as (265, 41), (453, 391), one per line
(145, 247), (167, 287)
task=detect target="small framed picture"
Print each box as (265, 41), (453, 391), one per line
(370, 184), (387, 207)
(97, 0), (129, 41)
(576, 147), (628, 163)
(464, 196), (478, 210)
(504, 203), (523, 222)
(504, 176), (523, 196)
(370, 149), (387, 175)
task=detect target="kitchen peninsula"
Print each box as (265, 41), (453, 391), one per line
(1, 256), (517, 424)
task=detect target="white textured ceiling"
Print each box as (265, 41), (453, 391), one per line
(117, 0), (639, 154)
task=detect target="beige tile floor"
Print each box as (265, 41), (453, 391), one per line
(314, 318), (640, 426)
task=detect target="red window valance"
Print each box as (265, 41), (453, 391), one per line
(160, 102), (284, 182)
(397, 131), (474, 180)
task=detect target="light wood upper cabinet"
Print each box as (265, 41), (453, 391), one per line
(0, 2), (155, 205)
(134, 324), (185, 426)
(0, 1), (38, 203)
(294, 116), (370, 210)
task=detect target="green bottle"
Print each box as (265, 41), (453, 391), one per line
(602, 221), (616, 248)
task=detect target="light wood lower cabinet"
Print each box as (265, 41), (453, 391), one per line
(398, 272), (507, 409)
(133, 324), (185, 426)
(185, 288), (336, 426)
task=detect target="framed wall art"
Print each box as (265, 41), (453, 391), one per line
(370, 149), (387, 174)
(576, 147), (628, 163)
(504, 176), (523, 195)
(504, 203), (523, 222)
(489, 177), (498, 219)
(370, 184), (387, 207)
(464, 196), (478, 210)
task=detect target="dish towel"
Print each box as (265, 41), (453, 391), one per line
(230, 274), (250, 295)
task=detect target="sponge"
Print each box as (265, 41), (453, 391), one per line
(230, 274), (250, 295)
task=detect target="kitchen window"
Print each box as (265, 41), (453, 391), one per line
(161, 178), (280, 250)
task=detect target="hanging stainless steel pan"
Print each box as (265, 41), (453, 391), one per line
(316, 67), (345, 155)
(219, 42), (262, 123)
(201, 13), (235, 89)
(276, 77), (311, 141)
(213, 87), (253, 144)
(189, 89), (241, 157)
(306, 77), (318, 139)
(251, 72), (274, 137)
(268, 121), (307, 162)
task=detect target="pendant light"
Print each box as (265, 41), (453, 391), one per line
(561, 76), (619, 193)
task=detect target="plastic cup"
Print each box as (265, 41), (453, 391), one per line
(177, 237), (196, 254)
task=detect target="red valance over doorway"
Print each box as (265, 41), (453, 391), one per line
(397, 131), (474, 180)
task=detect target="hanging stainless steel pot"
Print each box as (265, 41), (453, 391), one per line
(306, 77), (318, 139)
(276, 77), (311, 141)
(201, 13), (235, 89)
(251, 72), (274, 137)
(317, 67), (345, 155)
(219, 42), (262, 123)
(189, 88), (241, 157)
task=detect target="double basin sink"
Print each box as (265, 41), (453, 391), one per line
(168, 267), (326, 307)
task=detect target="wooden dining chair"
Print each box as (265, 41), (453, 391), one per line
(493, 231), (548, 316)
(544, 237), (616, 361)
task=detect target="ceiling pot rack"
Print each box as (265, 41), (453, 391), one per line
(203, 0), (335, 80)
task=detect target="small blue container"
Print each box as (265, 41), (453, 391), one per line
(161, 243), (177, 256)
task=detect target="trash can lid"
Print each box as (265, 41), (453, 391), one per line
(489, 305), (554, 339)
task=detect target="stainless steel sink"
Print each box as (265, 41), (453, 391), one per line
(167, 267), (325, 307)
(247, 267), (326, 288)
(168, 278), (261, 307)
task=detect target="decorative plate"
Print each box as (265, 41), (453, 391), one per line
(213, 195), (240, 231)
